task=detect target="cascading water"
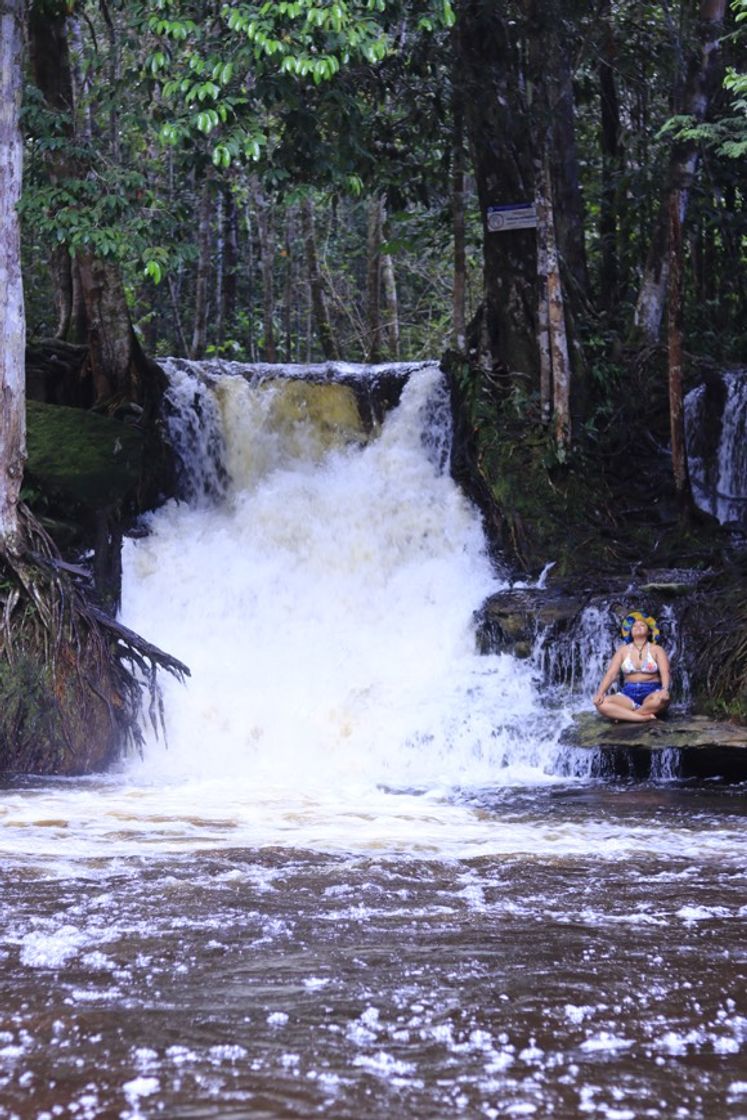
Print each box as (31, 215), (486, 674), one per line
(686, 368), (747, 528)
(121, 361), (561, 805)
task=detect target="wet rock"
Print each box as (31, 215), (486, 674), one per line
(561, 711), (747, 781)
(474, 589), (586, 656)
(26, 401), (143, 512)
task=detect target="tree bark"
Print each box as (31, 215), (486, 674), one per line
(76, 253), (142, 403)
(253, 180), (277, 362)
(191, 176), (213, 359)
(455, 0), (537, 381)
(666, 189), (694, 518)
(534, 181), (552, 427)
(366, 195), (384, 363)
(547, 23), (588, 302)
(0, 0), (26, 548)
(301, 195), (340, 361)
(633, 0), (728, 343)
(223, 188), (238, 336)
(542, 152), (572, 452)
(381, 208), (400, 360)
(599, 1), (623, 310)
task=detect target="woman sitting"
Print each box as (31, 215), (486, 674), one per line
(593, 611), (671, 723)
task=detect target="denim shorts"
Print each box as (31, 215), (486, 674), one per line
(621, 681), (661, 709)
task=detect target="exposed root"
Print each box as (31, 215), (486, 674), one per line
(0, 505), (189, 774)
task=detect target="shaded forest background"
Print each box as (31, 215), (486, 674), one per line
(20, 0), (745, 369)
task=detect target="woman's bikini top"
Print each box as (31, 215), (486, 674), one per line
(621, 643), (659, 676)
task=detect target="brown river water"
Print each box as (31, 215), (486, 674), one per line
(1, 779), (744, 1120)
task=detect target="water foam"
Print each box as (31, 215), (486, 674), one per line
(121, 363), (558, 796)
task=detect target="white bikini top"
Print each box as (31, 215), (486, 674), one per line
(621, 643), (659, 675)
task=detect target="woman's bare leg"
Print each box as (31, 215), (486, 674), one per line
(640, 690), (670, 716)
(597, 694), (657, 722)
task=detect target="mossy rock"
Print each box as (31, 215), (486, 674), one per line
(25, 400), (143, 510)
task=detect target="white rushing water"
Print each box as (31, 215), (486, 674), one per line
(686, 369), (747, 528)
(100, 361), (574, 857)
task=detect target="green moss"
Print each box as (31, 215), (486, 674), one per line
(26, 400), (143, 510)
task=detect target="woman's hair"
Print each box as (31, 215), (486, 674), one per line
(620, 611), (660, 643)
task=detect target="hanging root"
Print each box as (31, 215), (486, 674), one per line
(0, 505), (189, 775)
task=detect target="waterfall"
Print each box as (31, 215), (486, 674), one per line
(686, 369), (747, 528)
(121, 361), (564, 792)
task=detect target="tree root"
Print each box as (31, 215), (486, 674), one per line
(0, 504), (189, 774)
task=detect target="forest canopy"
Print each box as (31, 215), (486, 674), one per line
(19, 0), (745, 370)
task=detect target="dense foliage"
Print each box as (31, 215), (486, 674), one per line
(20, 0), (744, 372)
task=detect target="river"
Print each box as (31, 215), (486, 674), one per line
(1, 363), (744, 1119)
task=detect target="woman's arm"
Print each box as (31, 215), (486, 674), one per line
(654, 646), (671, 693)
(593, 648), (624, 705)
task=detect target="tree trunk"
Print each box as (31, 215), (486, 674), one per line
(547, 25), (588, 302)
(633, 0), (728, 343)
(452, 63), (467, 354)
(666, 192), (694, 518)
(381, 209), (400, 360)
(76, 253), (142, 403)
(253, 180), (277, 362)
(455, 0), (537, 381)
(301, 196), (340, 361)
(366, 195), (384, 363)
(223, 189), (238, 336)
(534, 181), (552, 427)
(168, 271), (190, 357)
(542, 152), (572, 452)
(191, 177), (213, 359)
(599, 1), (623, 310)
(283, 206), (294, 362)
(215, 190), (225, 347)
(0, 0), (26, 548)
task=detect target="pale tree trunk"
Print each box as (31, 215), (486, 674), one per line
(191, 177), (213, 359)
(534, 183), (552, 427)
(526, 0), (571, 447)
(633, 0), (727, 343)
(283, 207), (294, 361)
(542, 151), (572, 452)
(366, 196), (384, 363)
(253, 180), (277, 362)
(451, 70), (467, 354)
(215, 191), (225, 347)
(666, 192), (694, 518)
(301, 196), (340, 361)
(381, 209), (400, 359)
(0, 0), (26, 548)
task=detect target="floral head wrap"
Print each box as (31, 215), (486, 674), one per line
(621, 611), (660, 643)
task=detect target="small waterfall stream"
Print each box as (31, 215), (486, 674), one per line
(686, 368), (747, 528)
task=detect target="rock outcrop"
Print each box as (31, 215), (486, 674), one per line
(560, 712), (747, 780)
